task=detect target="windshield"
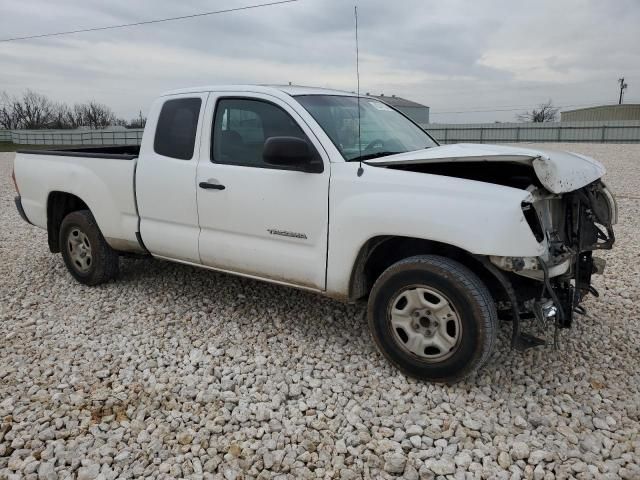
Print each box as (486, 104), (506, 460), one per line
(294, 95), (437, 161)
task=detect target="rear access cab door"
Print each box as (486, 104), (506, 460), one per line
(195, 91), (331, 290)
(136, 92), (208, 263)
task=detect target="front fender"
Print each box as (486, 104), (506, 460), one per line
(326, 162), (545, 297)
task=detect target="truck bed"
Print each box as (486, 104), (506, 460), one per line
(13, 147), (142, 253)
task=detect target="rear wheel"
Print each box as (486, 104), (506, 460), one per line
(368, 255), (497, 383)
(59, 210), (119, 285)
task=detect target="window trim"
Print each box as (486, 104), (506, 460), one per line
(210, 96), (323, 173)
(153, 97), (203, 161)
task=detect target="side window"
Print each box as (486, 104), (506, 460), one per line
(154, 97), (202, 160)
(212, 98), (311, 168)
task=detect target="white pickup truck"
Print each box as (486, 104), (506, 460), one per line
(12, 85), (617, 382)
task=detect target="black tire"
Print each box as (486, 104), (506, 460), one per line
(59, 210), (119, 286)
(368, 254), (497, 383)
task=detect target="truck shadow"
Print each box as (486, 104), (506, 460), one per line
(114, 256), (545, 389)
(32, 249), (622, 395)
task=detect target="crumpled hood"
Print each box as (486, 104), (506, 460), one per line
(364, 143), (606, 194)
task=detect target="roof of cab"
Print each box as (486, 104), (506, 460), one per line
(160, 84), (359, 98)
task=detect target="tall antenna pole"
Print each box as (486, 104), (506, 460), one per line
(355, 6), (364, 177)
(618, 77), (627, 105)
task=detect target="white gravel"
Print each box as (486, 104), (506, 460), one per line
(1, 144), (639, 479)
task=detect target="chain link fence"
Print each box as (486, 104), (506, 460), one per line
(0, 128), (144, 145)
(2, 120), (640, 147)
(422, 120), (640, 144)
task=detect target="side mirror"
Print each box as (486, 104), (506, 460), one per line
(263, 136), (322, 173)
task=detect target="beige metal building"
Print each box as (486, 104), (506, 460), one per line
(561, 104), (640, 122)
(369, 94), (430, 124)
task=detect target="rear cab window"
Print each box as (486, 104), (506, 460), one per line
(154, 98), (202, 160)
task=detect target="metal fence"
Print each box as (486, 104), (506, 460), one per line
(2, 120), (640, 146)
(422, 120), (640, 144)
(0, 128), (144, 145)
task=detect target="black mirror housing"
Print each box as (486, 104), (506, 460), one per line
(263, 136), (322, 173)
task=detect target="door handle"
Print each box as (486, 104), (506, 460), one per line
(199, 182), (225, 190)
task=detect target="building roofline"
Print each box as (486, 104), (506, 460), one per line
(562, 104), (640, 113)
(369, 94), (429, 109)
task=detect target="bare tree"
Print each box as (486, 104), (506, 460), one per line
(127, 111), (147, 129)
(1, 90), (56, 129)
(49, 103), (76, 129)
(68, 104), (88, 129)
(76, 101), (117, 129)
(517, 100), (559, 123)
(13, 90), (57, 129)
(0, 91), (19, 129)
(0, 89), (141, 130)
(0, 90), (65, 129)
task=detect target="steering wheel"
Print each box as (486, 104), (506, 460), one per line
(365, 139), (386, 151)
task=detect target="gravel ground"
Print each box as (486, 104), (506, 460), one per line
(1, 144), (639, 480)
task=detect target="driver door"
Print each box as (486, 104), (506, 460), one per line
(195, 93), (330, 290)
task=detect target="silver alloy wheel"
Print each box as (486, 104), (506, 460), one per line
(388, 285), (462, 361)
(67, 228), (92, 273)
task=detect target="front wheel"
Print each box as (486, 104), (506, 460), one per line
(368, 255), (497, 383)
(59, 210), (119, 286)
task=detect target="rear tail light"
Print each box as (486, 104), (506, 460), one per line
(11, 168), (19, 195)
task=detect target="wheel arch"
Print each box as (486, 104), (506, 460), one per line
(47, 191), (90, 253)
(348, 235), (505, 304)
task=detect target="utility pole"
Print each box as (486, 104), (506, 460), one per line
(618, 77), (628, 104)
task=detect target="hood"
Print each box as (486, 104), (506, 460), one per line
(364, 143), (606, 194)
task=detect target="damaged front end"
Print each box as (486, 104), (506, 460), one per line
(489, 180), (617, 349)
(365, 143), (617, 349)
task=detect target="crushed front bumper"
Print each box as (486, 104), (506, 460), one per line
(486, 180), (617, 348)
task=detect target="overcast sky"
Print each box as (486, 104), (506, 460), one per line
(1, 0), (638, 123)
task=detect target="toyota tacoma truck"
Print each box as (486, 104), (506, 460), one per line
(12, 85), (617, 382)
